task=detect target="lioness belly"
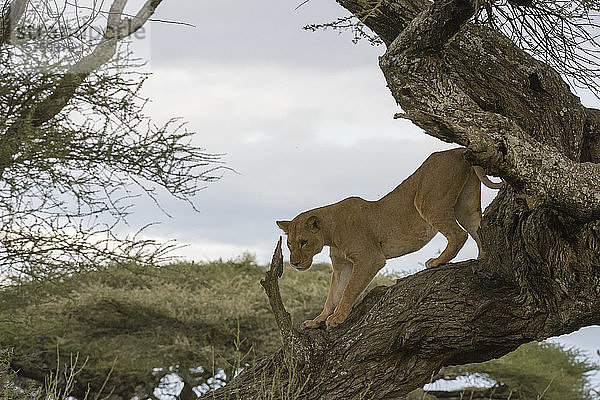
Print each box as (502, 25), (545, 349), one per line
(380, 222), (437, 259)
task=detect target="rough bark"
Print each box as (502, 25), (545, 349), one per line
(200, 0), (600, 399)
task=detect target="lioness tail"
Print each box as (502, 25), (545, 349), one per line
(473, 166), (503, 190)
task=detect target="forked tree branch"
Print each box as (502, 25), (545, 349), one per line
(260, 237), (295, 344)
(0, 0), (28, 48)
(0, 0), (166, 177)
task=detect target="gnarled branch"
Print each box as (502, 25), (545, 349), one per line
(375, 0), (600, 220)
(260, 237), (295, 344)
(0, 0), (28, 48)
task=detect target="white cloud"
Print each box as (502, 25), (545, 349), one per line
(173, 239), (262, 263)
(144, 0), (381, 69)
(142, 62), (414, 147)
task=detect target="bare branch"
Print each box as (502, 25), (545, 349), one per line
(129, 0), (163, 35)
(0, 0), (28, 48)
(260, 238), (295, 344)
(0, 0), (223, 279)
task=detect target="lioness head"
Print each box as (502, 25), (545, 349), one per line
(276, 215), (324, 271)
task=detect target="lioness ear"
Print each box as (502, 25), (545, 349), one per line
(306, 216), (320, 233)
(276, 220), (291, 233)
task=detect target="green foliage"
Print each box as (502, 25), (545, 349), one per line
(0, 255), (392, 396)
(440, 341), (598, 399)
(0, 348), (40, 399)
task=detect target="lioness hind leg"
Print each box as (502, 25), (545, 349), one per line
(416, 197), (469, 268)
(302, 247), (352, 329)
(455, 171), (484, 258)
(423, 215), (468, 268)
(414, 161), (470, 268)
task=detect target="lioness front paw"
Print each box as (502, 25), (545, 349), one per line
(325, 312), (348, 329)
(300, 319), (324, 329)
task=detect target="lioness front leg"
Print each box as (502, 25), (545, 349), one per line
(326, 254), (385, 328)
(302, 247), (352, 329)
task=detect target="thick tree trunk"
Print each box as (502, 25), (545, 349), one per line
(200, 0), (600, 399)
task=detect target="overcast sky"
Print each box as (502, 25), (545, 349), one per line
(128, 0), (473, 268)
(119, 0), (598, 385)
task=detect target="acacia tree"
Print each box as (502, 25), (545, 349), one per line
(201, 0), (600, 399)
(0, 0), (219, 281)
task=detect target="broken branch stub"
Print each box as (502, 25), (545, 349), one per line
(260, 237), (294, 344)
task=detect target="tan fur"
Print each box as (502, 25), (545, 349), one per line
(276, 148), (502, 329)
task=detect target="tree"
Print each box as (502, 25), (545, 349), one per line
(199, 1), (600, 399)
(430, 341), (597, 399)
(0, 0), (220, 281)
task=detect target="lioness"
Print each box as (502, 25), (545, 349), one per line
(276, 148), (502, 329)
